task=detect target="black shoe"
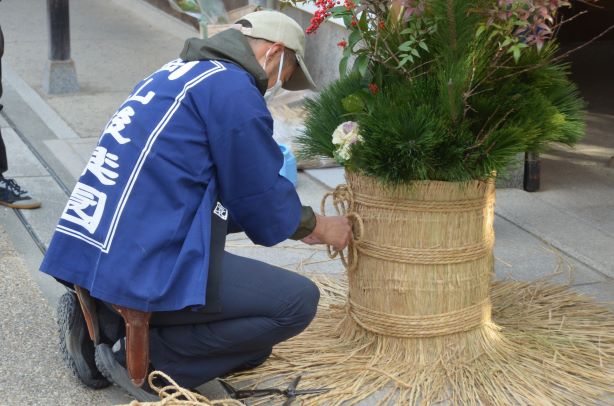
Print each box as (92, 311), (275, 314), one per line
(194, 379), (234, 401)
(0, 176), (41, 209)
(57, 291), (110, 389)
(95, 343), (159, 402)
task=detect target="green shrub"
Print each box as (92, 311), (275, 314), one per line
(297, 1), (585, 184)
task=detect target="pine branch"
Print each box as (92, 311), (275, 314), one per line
(447, 79), (457, 124)
(496, 24), (614, 82)
(447, 0), (457, 52)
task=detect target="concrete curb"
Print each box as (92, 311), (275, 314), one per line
(3, 63), (79, 140)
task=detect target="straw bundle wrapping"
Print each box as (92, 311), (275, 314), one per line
(327, 172), (496, 345)
(137, 172), (614, 405)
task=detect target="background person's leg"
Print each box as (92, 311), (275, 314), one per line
(1, 24), (8, 175)
(147, 252), (320, 388)
(0, 25), (40, 209)
(0, 131), (8, 175)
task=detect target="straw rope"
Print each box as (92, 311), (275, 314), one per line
(119, 371), (244, 406)
(346, 297), (492, 338)
(356, 239), (493, 264)
(320, 185), (363, 272)
(352, 190), (493, 212)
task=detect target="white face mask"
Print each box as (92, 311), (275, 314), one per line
(263, 48), (284, 102)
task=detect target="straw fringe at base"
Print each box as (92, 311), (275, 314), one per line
(227, 277), (614, 406)
(121, 277), (614, 406)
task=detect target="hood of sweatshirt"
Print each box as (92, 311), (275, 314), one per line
(180, 29), (268, 95)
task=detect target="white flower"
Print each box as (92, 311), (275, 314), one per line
(331, 121), (361, 162)
(338, 143), (351, 161)
(331, 125), (346, 146)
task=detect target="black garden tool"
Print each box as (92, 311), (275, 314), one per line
(219, 375), (330, 405)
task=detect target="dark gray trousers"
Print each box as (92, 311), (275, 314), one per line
(103, 251), (320, 388)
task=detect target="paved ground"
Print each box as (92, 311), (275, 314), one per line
(0, 1), (612, 405)
(0, 221), (132, 405)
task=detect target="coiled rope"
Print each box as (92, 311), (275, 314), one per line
(123, 371), (244, 406)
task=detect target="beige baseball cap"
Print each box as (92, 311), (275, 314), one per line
(237, 10), (317, 91)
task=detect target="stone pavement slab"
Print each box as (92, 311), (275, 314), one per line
(541, 146), (614, 234)
(305, 167), (345, 189)
(496, 188), (614, 279)
(493, 216), (607, 287)
(572, 281), (614, 310)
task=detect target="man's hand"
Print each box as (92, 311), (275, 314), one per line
(301, 214), (352, 251)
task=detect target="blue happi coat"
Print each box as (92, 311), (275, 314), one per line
(40, 59), (301, 312)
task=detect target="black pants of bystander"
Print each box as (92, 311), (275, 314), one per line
(1, 23), (8, 175)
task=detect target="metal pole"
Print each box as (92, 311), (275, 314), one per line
(523, 152), (541, 192)
(43, 0), (79, 94)
(47, 0), (71, 61)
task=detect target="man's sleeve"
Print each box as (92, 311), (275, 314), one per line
(209, 113), (303, 246)
(202, 73), (306, 246)
(290, 206), (317, 240)
(228, 205), (316, 239)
